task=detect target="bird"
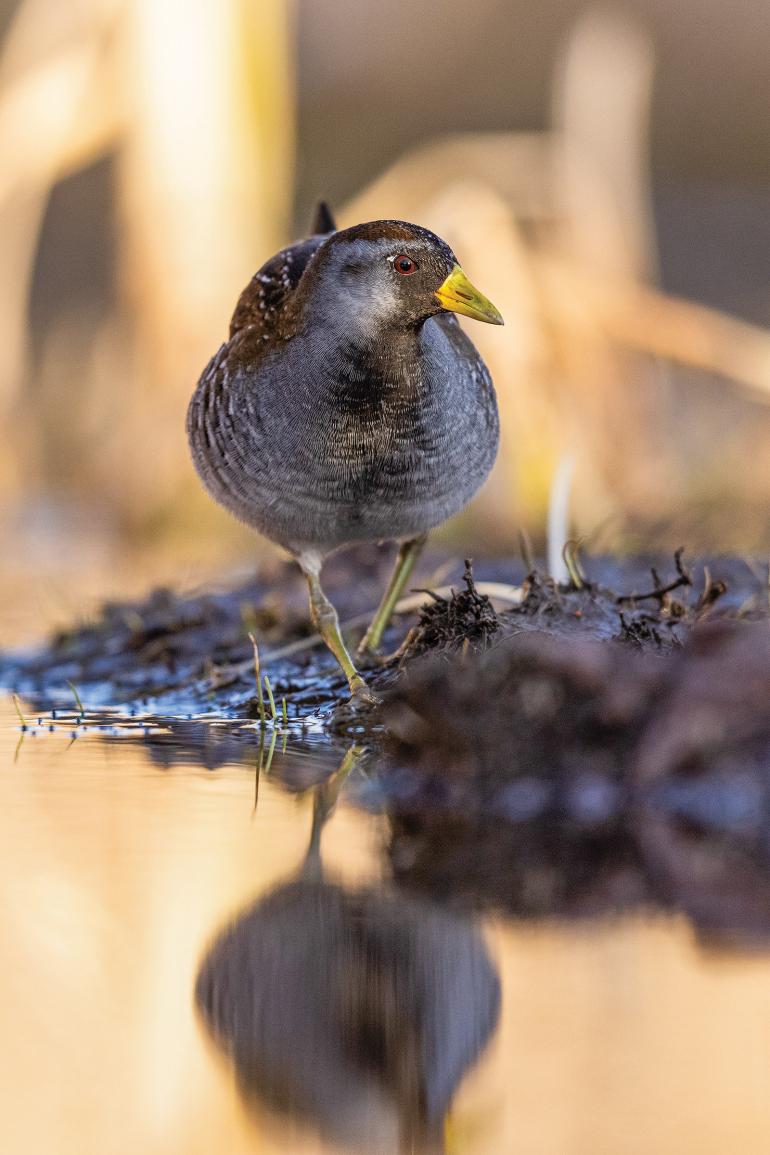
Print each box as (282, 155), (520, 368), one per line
(187, 202), (503, 701)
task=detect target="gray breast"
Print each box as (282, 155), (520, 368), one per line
(187, 315), (499, 554)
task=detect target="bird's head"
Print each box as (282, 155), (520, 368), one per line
(302, 220), (503, 335)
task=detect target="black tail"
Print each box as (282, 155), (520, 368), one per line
(310, 200), (337, 234)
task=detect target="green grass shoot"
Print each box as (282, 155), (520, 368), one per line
(66, 680), (84, 715)
(263, 674), (278, 721)
(12, 693), (27, 728)
(248, 632), (266, 727)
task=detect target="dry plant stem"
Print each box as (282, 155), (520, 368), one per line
(616, 547), (693, 605)
(696, 566), (727, 616)
(546, 452), (575, 584)
(253, 732), (263, 812)
(541, 255), (770, 404)
(562, 539), (586, 589)
(357, 533), (427, 655)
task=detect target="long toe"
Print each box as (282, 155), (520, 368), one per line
(349, 676), (382, 707)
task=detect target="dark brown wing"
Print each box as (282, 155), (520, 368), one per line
(229, 204), (337, 340)
(229, 235), (329, 339)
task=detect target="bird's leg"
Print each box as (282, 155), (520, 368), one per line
(302, 561), (378, 703)
(358, 533), (428, 656)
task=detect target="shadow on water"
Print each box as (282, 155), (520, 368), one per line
(195, 756), (500, 1154)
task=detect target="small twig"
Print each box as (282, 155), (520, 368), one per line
(412, 588), (447, 605)
(695, 565), (727, 616)
(391, 626), (418, 666)
(570, 539), (588, 584)
(617, 547), (693, 605)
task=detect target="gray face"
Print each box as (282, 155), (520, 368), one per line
(307, 222), (458, 335)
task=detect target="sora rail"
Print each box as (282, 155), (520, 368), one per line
(187, 204), (503, 701)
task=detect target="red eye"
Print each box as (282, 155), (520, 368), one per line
(393, 254), (416, 275)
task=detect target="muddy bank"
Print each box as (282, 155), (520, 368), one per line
(1, 549), (766, 725)
(2, 548), (769, 941)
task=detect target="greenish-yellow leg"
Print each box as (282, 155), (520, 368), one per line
(358, 533), (427, 656)
(303, 566), (377, 702)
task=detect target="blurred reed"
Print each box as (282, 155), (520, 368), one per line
(346, 11), (770, 550)
(0, 2), (768, 564)
(0, 0), (294, 531)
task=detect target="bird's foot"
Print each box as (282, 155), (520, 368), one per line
(349, 675), (381, 707)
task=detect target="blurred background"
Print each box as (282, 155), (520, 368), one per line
(1, 0), (769, 640)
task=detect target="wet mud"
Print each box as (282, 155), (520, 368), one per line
(2, 548), (765, 716)
(3, 548), (769, 941)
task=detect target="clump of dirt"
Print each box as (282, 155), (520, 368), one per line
(395, 560), (500, 658)
(383, 621), (770, 940)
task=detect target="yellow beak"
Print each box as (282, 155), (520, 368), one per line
(434, 265), (504, 325)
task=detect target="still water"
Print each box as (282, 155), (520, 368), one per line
(2, 697), (770, 1155)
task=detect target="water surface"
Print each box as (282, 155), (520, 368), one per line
(3, 696), (770, 1154)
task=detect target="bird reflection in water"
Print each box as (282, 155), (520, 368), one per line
(195, 749), (500, 1154)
